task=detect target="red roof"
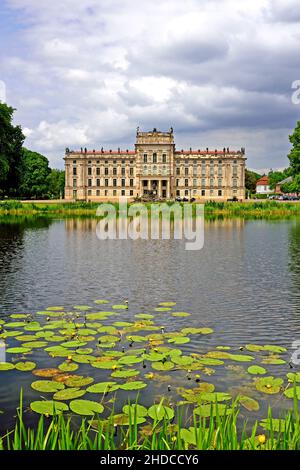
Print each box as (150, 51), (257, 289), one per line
(256, 176), (269, 186)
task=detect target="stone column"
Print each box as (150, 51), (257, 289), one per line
(158, 180), (162, 198)
(166, 180), (170, 199)
(148, 179), (151, 193)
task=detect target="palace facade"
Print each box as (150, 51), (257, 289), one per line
(64, 128), (246, 201)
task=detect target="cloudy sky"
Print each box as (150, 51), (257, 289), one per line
(1, 0), (300, 171)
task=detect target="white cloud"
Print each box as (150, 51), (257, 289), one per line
(0, 0), (298, 169)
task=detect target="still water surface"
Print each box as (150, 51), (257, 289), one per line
(0, 217), (300, 431)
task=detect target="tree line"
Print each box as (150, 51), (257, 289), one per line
(0, 102), (65, 199)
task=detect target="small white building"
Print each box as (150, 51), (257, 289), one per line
(256, 175), (272, 194)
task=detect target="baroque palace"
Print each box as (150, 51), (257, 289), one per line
(64, 128), (246, 201)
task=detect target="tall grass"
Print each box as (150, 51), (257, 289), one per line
(1, 395), (300, 450)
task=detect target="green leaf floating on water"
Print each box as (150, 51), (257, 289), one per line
(247, 365), (267, 375)
(172, 312), (191, 317)
(112, 305), (128, 310)
(239, 395), (260, 411)
(148, 404), (174, 421)
(287, 372), (300, 383)
(110, 414), (146, 426)
(70, 399), (104, 416)
(194, 404), (232, 418)
(134, 314), (154, 320)
(178, 384), (216, 402)
(31, 380), (65, 393)
(91, 360), (119, 369)
(58, 362), (79, 372)
(94, 300), (109, 304)
(87, 382), (119, 393)
(111, 369), (140, 378)
(260, 418), (290, 432)
(53, 387), (86, 400)
(6, 347), (31, 354)
(172, 355), (193, 366)
(46, 307), (65, 311)
(168, 337), (190, 345)
(15, 361), (36, 371)
(74, 306), (91, 311)
(284, 386), (300, 399)
(154, 307), (172, 312)
(0, 362), (15, 371)
(255, 376), (283, 394)
(261, 357), (286, 365)
(158, 302), (176, 307)
(30, 400), (69, 415)
(65, 376), (94, 387)
(4, 321), (26, 328)
(118, 356), (144, 365)
(10, 314), (29, 319)
(21, 341), (48, 349)
(196, 392), (232, 403)
(152, 361), (174, 371)
(119, 381), (147, 391)
(122, 404), (148, 417)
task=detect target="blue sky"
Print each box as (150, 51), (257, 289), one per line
(1, 0), (300, 171)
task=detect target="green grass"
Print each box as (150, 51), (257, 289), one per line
(0, 199), (300, 218)
(2, 394), (300, 450)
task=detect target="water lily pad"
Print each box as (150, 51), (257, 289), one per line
(65, 376), (94, 387)
(134, 314), (154, 320)
(122, 404), (148, 417)
(245, 344), (265, 352)
(94, 300), (109, 304)
(247, 365), (267, 375)
(111, 414), (146, 426)
(143, 352), (166, 362)
(4, 321), (26, 328)
(21, 341), (48, 349)
(287, 372), (300, 383)
(10, 314), (29, 319)
(32, 368), (61, 377)
(15, 361), (36, 371)
(74, 306), (91, 311)
(172, 312), (191, 317)
(58, 362), (79, 372)
(70, 399), (104, 415)
(119, 381), (147, 391)
(263, 345), (287, 353)
(194, 404), (231, 418)
(178, 384), (215, 402)
(91, 360), (119, 369)
(260, 418), (289, 432)
(46, 306), (65, 311)
(73, 355), (95, 364)
(30, 400), (69, 415)
(53, 387), (86, 400)
(261, 357), (286, 365)
(87, 382), (119, 393)
(172, 355), (193, 366)
(111, 369), (140, 378)
(118, 356), (144, 365)
(255, 376), (283, 394)
(158, 302), (176, 307)
(284, 386), (300, 399)
(61, 341), (87, 348)
(148, 404), (174, 421)
(0, 362), (15, 371)
(112, 305), (128, 310)
(152, 361), (174, 371)
(239, 395), (260, 411)
(154, 307), (171, 312)
(228, 354), (254, 362)
(0, 331), (23, 338)
(197, 392), (232, 402)
(31, 380), (65, 393)
(168, 337), (190, 345)
(6, 347), (31, 354)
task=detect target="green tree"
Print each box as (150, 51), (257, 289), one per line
(19, 148), (51, 199)
(288, 121), (300, 176)
(47, 169), (65, 198)
(281, 174), (300, 195)
(0, 102), (24, 196)
(268, 169), (291, 190)
(245, 169), (261, 194)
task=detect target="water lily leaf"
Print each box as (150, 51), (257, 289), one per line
(118, 356), (144, 365)
(123, 404), (148, 417)
(197, 392), (232, 402)
(261, 357), (286, 365)
(30, 400), (69, 415)
(239, 395), (260, 411)
(134, 314), (154, 320)
(178, 384), (215, 402)
(284, 386), (300, 399)
(143, 352), (166, 362)
(216, 346), (231, 350)
(94, 300), (109, 304)
(99, 335), (120, 343)
(15, 335), (38, 342)
(61, 341), (87, 348)
(87, 312), (115, 321)
(158, 302), (176, 307)
(58, 362), (79, 372)
(53, 387), (86, 400)
(180, 428), (198, 446)
(154, 307), (171, 312)
(148, 404), (174, 421)
(112, 322), (133, 328)
(172, 355), (193, 366)
(0, 331), (23, 338)
(10, 314), (29, 319)
(172, 312), (191, 317)
(287, 372), (300, 383)
(247, 365), (267, 375)
(111, 414), (146, 426)
(197, 358), (224, 366)
(181, 328), (206, 335)
(15, 361), (36, 371)
(75, 348), (93, 355)
(70, 399), (104, 416)
(119, 381), (147, 391)
(260, 418), (289, 432)
(6, 347), (31, 354)
(152, 361), (174, 371)
(32, 368), (61, 377)
(125, 335), (146, 343)
(77, 329), (97, 336)
(4, 321), (26, 328)
(0, 362), (15, 371)
(263, 345), (287, 353)
(72, 354), (95, 363)
(112, 305), (128, 310)
(46, 307), (65, 311)
(111, 369), (140, 378)
(168, 337), (190, 345)
(31, 380), (65, 393)
(21, 341), (48, 349)
(91, 360), (119, 369)
(255, 376), (283, 394)
(194, 404), (232, 418)
(74, 306), (91, 311)
(24, 322), (42, 331)
(87, 382), (119, 393)
(245, 344), (265, 352)
(65, 376), (94, 387)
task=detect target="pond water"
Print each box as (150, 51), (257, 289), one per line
(0, 216), (300, 432)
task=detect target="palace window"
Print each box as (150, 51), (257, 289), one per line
(96, 190), (100, 196)
(97, 179), (100, 187)
(185, 179), (189, 187)
(233, 178), (237, 187)
(201, 178), (205, 187)
(88, 160), (91, 164)
(96, 168), (100, 175)
(201, 189), (205, 196)
(88, 179), (92, 187)
(113, 179), (117, 187)
(130, 167), (134, 175)
(113, 190), (116, 196)
(113, 160), (116, 164)
(113, 167), (117, 175)
(88, 167), (92, 176)
(218, 189), (222, 196)
(121, 179), (125, 187)
(144, 154), (147, 163)
(73, 160), (76, 164)
(176, 167), (180, 175)
(130, 190), (133, 196)
(185, 167), (189, 176)
(218, 178), (222, 187)
(105, 167), (108, 175)
(193, 179), (197, 187)
(88, 190), (92, 196)
(73, 179), (76, 188)
(105, 160), (108, 164)
(105, 190), (108, 196)
(162, 154), (167, 163)
(122, 160), (125, 164)
(210, 178), (214, 187)
(105, 179), (109, 187)
(122, 167), (125, 175)
(73, 167), (77, 176)
(130, 179), (134, 187)
(176, 190), (180, 196)
(176, 179), (179, 186)
(153, 153), (157, 163)
(185, 190), (189, 196)
(121, 189), (125, 196)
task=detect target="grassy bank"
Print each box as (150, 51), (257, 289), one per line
(0, 200), (300, 218)
(1, 396), (300, 450)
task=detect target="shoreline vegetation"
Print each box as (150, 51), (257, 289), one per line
(0, 200), (300, 219)
(2, 394), (300, 450)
